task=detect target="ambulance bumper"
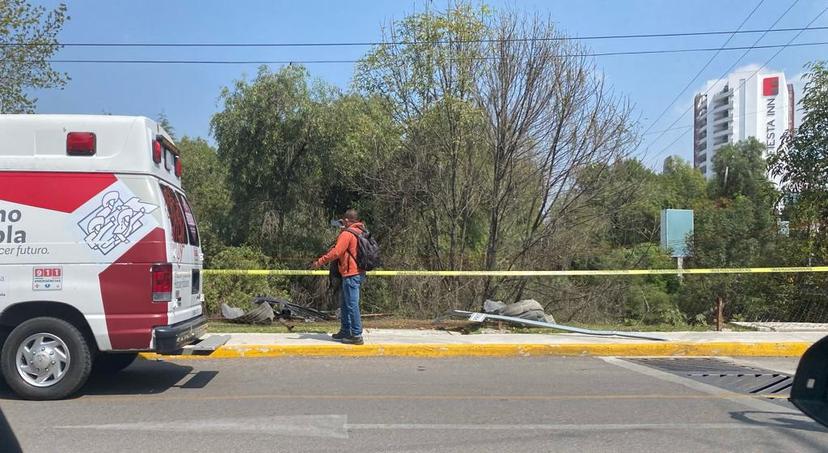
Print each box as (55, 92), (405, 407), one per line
(154, 315), (208, 354)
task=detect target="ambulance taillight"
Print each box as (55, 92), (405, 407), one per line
(174, 156), (182, 178)
(66, 132), (96, 156)
(151, 264), (173, 302)
(152, 140), (162, 164)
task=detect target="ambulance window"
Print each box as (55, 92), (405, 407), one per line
(159, 184), (187, 244)
(177, 193), (200, 246)
(164, 148), (174, 172)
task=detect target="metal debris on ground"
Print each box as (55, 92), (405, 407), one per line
(452, 310), (667, 341)
(253, 296), (334, 322)
(220, 302), (275, 325)
(220, 296), (333, 326)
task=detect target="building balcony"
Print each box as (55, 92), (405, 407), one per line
(713, 136), (730, 146)
(713, 110), (730, 121)
(713, 100), (730, 110)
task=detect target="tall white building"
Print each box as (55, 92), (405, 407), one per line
(693, 71), (795, 179)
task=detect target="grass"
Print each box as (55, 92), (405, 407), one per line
(206, 318), (746, 334)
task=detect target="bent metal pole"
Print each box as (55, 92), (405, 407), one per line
(453, 310), (668, 342)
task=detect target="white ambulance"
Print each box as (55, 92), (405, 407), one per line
(0, 114), (206, 400)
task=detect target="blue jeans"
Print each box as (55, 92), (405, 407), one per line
(340, 274), (365, 337)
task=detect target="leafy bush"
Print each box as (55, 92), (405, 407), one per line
(203, 246), (289, 316)
(624, 282), (685, 326)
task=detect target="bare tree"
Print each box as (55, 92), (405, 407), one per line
(477, 12), (638, 299)
(355, 6), (640, 314)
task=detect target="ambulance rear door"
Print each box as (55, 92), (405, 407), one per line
(158, 183), (203, 326)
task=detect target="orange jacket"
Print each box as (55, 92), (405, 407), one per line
(314, 222), (365, 277)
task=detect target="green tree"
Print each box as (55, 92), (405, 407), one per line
(315, 93), (401, 233)
(592, 159), (661, 247)
(710, 138), (776, 203)
(211, 65), (331, 255)
(356, 3), (491, 272)
(658, 156), (707, 210)
(680, 139), (779, 321)
(0, 1), (69, 113)
(769, 61), (828, 263)
(177, 136), (232, 263)
(765, 61), (828, 322)
(769, 61), (828, 197)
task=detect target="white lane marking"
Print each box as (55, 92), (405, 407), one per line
(56, 415), (348, 439)
(346, 423), (768, 431)
(600, 356), (797, 414)
(57, 420), (788, 433)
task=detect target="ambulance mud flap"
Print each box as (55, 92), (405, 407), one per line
(790, 334), (828, 428)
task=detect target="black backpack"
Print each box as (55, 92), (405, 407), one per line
(345, 228), (381, 271)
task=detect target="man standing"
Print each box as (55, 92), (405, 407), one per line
(311, 209), (366, 345)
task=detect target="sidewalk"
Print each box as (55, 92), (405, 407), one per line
(144, 329), (828, 359)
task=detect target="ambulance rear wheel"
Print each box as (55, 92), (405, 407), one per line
(0, 317), (92, 400)
(93, 352), (138, 374)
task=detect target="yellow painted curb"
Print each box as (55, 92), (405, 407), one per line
(140, 341), (810, 360)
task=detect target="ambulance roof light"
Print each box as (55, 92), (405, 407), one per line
(67, 132), (96, 156)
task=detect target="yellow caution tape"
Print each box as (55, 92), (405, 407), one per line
(202, 266), (828, 277)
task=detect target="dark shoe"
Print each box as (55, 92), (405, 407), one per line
(331, 331), (347, 340)
(341, 336), (364, 345)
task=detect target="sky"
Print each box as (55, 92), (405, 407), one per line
(28, 0), (828, 169)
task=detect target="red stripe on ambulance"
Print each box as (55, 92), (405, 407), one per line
(0, 172), (117, 213)
(0, 116), (205, 400)
(98, 227), (168, 349)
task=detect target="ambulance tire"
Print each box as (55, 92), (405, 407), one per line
(0, 317), (93, 400)
(93, 352), (138, 374)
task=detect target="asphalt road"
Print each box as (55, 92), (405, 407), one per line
(1, 356), (826, 452)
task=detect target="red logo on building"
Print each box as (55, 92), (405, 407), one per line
(763, 77), (779, 96)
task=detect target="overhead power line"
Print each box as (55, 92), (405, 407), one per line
(639, 0), (765, 140)
(658, 5), (828, 161)
(645, 0), (802, 155)
(643, 125), (693, 136)
(3, 25), (826, 48)
(29, 41), (828, 65)
(642, 104), (799, 137)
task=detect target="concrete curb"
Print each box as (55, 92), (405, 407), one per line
(140, 341), (811, 359)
